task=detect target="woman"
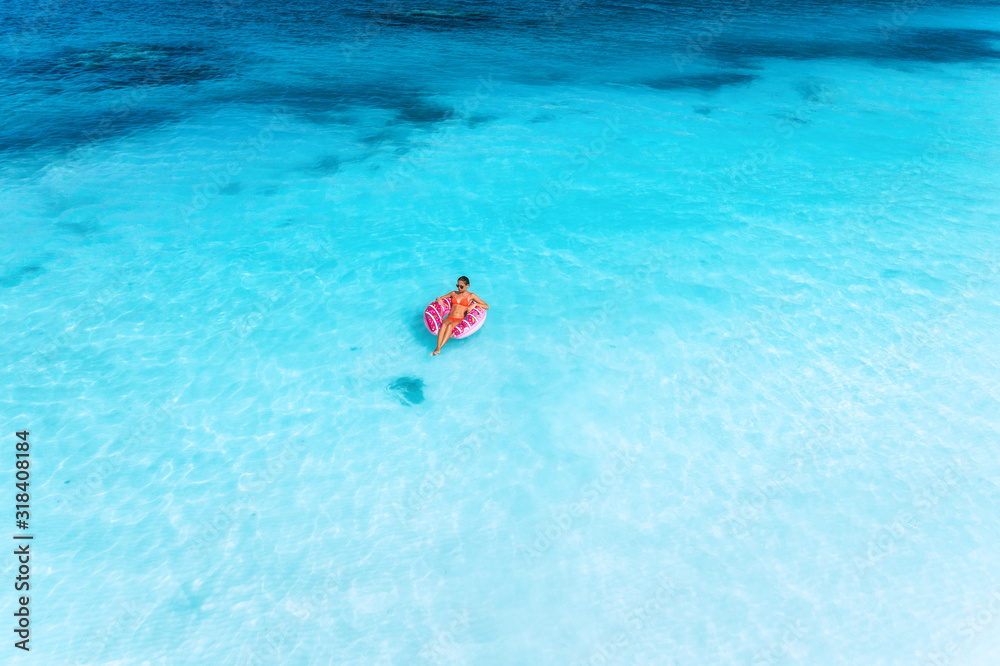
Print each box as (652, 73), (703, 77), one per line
(431, 276), (489, 356)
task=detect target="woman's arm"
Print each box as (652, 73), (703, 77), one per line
(470, 293), (489, 309)
(436, 291), (455, 304)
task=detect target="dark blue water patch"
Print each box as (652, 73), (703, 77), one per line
(640, 72), (758, 92)
(888, 28), (1000, 63)
(57, 220), (100, 236)
(10, 42), (229, 92)
(668, 281), (734, 307)
(550, 69), (578, 82)
(361, 130), (388, 145)
(370, 7), (493, 31)
(0, 105), (183, 156)
(538, 70), (574, 83)
(794, 80), (833, 104)
(360, 126), (415, 146)
(392, 101), (454, 125)
(216, 79), (456, 129)
(466, 114), (496, 128)
(693, 106), (712, 115)
(174, 581), (209, 613)
(388, 377), (425, 406)
(881, 269), (951, 295)
(514, 68), (584, 87)
(705, 28), (1000, 66)
(529, 113), (557, 123)
(0, 264), (44, 288)
(771, 112), (810, 126)
(310, 155), (342, 174)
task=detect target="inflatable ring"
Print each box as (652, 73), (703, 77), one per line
(423, 299), (488, 339)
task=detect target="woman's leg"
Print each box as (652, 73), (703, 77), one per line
(431, 320), (456, 355)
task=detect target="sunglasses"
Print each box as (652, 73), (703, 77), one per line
(456, 284), (466, 289)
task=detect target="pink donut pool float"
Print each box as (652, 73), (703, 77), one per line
(423, 299), (488, 339)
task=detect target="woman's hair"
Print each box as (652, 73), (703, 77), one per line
(458, 276), (470, 286)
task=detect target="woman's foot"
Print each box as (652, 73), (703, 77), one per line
(430, 349), (440, 356)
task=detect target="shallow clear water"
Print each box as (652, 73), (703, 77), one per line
(3, 0), (1000, 663)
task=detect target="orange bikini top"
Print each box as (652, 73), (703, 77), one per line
(451, 294), (472, 307)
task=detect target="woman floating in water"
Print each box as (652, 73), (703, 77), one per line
(430, 276), (489, 356)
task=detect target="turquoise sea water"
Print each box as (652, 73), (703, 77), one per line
(3, 0), (1000, 663)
